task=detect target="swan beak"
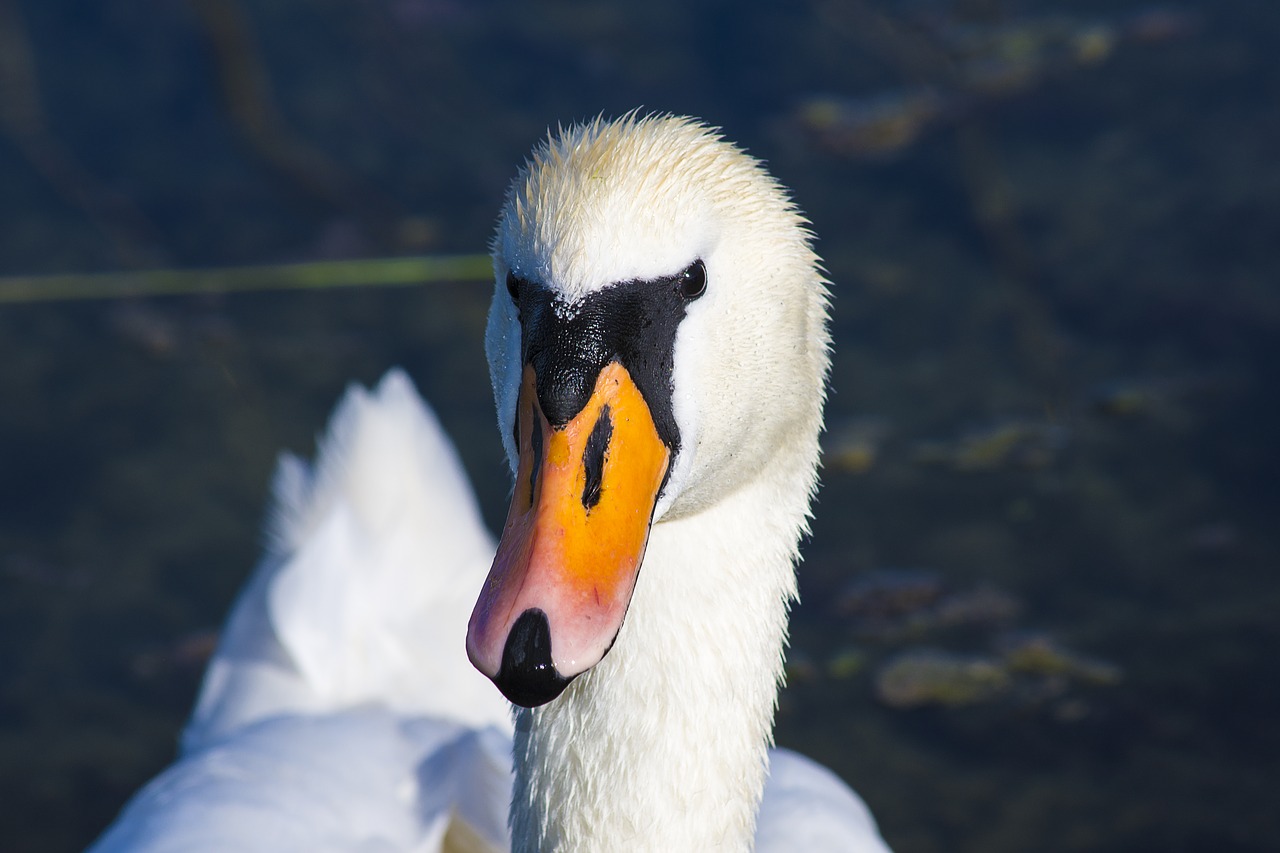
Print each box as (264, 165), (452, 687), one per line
(467, 360), (670, 707)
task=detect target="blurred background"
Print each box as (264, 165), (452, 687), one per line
(1, 0), (1276, 850)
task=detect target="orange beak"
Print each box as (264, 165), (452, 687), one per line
(466, 360), (670, 706)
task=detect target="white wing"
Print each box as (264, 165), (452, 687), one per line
(91, 371), (513, 852)
(758, 748), (893, 852)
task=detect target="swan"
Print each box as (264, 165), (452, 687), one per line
(89, 113), (891, 852)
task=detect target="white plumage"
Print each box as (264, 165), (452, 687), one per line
(90, 114), (892, 852)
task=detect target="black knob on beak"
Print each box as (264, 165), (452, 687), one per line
(495, 608), (574, 707)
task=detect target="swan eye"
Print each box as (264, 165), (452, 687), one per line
(677, 260), (707, 301)
(506, 271), (522, 302)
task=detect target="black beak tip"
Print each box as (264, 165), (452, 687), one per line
(495, 608), (574, 708)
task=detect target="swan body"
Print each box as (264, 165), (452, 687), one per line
(90, 114), (891, 852)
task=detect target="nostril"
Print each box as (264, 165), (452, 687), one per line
(581, 404), (612, 510)
(496, 609), (573, 707)
(529, 412), (544, 501)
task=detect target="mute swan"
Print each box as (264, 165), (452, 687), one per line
(90, 114), (891, 852)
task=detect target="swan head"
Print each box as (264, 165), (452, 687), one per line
(467, 113), (830, 707)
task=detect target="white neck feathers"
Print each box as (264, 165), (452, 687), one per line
(509, 435), (818, 852)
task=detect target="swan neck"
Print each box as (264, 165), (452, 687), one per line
(510, 444), (815, 852)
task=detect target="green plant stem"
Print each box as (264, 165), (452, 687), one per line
(0, 254), (494, 304)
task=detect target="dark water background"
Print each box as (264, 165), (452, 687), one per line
(1, 1), (1277, 850)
